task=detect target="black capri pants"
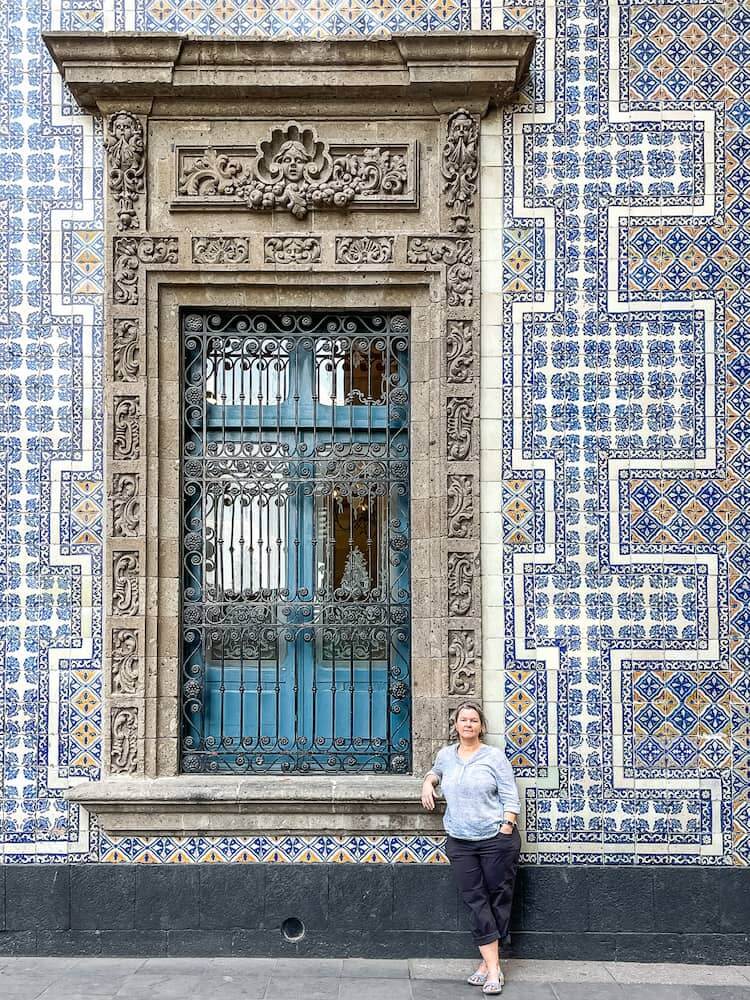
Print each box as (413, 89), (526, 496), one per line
(445, 827), (521, 946)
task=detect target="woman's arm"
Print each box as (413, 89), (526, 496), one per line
(421, 771), (439, 811)
(493, 749), (521, 832)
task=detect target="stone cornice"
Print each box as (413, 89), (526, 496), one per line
(66, 776), (446, 835)
(43, 30), (535, 114)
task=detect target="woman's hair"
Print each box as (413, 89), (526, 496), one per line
(448, 700), (488, 742)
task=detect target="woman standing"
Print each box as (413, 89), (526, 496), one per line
(421, 701), (521, 995)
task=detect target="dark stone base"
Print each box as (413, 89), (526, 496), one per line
(1, 864), (748, 963)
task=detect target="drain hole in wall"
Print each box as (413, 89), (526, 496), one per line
(281, 917), (305, 942)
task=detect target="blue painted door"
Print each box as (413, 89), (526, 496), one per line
(181, 311), (411, 773)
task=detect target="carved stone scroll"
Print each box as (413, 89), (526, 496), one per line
(113, 237), (179, 305)
(264, 236), (321, 264)
(407, 237), (474, 307)
(112, 628), (139, 694)
(448, 474), (474, 538)
(111, 707), (138, 773)
(112, 550), (140, 616)
(192, 236), (249, 264)
(112, 473), (141, 537)
(105, 111), (145, 231)
(446, 320), (474, 383)
(447, 397), (473, 461)
(442, 109), (479, 234)
(336, 236), (394, 264)
(112, 396), (140, 460)
(448, 552), (474, 617)
(112, 319), (140, 381)
(448, 629), (476, 695)
(176, 124), (413, 218)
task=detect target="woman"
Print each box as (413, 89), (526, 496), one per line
(421, 701), (521, 995)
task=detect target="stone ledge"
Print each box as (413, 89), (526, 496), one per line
(65, 775), (446, 835)
(42, 30), (535, 113)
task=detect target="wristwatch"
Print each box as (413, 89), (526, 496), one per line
(501, 818), (517, 830)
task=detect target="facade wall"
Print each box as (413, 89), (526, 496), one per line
(1, 0), (749, 890)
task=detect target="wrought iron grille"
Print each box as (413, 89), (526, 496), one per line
(180, 310), (411, 773)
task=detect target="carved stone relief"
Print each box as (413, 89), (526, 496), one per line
(447, 397), (473, 461)
(442, 109), (479, 234)
(112, 473), (141, 537)
(112, 396), (140, 461)
(192, 236), (249, 264)
(105, 111), (145, 231)
(111, 707), (138, 773)
(112, 628), (139, 695)
(448, 552), (474, 617)
(336, 236), (394, 264)
(176, 123), (413, 218)
(113, 237), (179, 305)
(448, 629), (476, 695)
(112, 550), (140, 616)
(112, 319), (140, 381)
(446, 320), (474, 384)
(264, 236), (321, 264)
(406, 237), (474, 307)
(447, 474), (474, 539)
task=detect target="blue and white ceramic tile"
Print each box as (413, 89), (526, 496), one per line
(0, 0), (747, 865)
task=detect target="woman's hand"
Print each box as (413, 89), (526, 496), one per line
(500, 822), (514, 834)
(421, 778), (437, 810)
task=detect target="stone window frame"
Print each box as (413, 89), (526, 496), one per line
(44, 29), (535, 836)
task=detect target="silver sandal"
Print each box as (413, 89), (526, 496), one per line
(482, 972), (504, 995)
(467, 972), (488, 986)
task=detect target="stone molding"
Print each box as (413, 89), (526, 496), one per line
(43, 31), (535, 113)
(43, 28), (537, 836)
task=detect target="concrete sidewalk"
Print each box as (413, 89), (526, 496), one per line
(1, 957), (750, 1000)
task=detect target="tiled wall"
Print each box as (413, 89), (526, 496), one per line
(1, 0), (747, 866)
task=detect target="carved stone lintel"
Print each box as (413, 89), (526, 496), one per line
(446, 320), (474, 383)
(113, 237), (179, 305)
(112, 628), (139, 694)
(442, 109), (479, 234)
(336, 236), (394, 264)
(448, 474), (474, 539)
(407, 237), (473, 307)
(447, 397), (473, 461)
(112, 550), (140, 616)
(112, 473), (141, 537)
(264, 236), (321, 264)
(448, 552), (474, 617)
(105, 111), (145, 231)
(177, 124), (410, 219)
(111, 707), (138, 773)
(448, 629), (476, 695)
(192, 236), (249, 264)
(112, 319), (140, 381)
(113, 395), (140, 461)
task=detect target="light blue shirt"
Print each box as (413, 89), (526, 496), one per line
(429, 743), (521, 841)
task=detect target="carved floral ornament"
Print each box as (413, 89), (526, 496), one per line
(105, 110), (145, 231)
(176, 122), (410, 219)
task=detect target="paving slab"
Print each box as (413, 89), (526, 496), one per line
(113, 972), (202, 999)
(695, 989), (750, 1000)
(339, 977), (413, 1000)
(264, 974), (342, 1000)
(409, 959), (476, 980)
(507, 961), (617, 983)
(343, 959), (411, 979)
(195, 972), (272, 998)
(273, 958), (344, 978)
(605, 964), (750, 986)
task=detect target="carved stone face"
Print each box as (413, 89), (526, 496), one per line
(275, 140), (311, 182)
(452, 113), (474, 144)
(112, 114), (135, 143)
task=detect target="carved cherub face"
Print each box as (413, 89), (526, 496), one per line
(451, 113), (475, 144)
(111, 114), (135, 142)
(275, 140), (311, 182)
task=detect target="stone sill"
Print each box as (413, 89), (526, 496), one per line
(65, 775), (446, 836)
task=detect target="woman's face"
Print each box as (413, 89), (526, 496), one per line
(456, 708), (482, 740)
